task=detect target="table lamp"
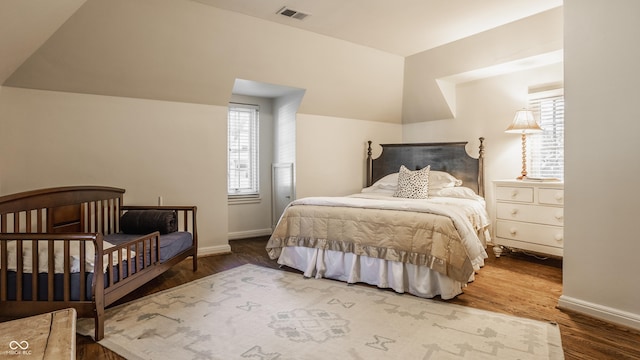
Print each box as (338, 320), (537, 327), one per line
(505, 109), (543, 179)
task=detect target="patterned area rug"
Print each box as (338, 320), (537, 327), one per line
(77, 264), (563, 359)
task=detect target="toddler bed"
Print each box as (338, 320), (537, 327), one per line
(267, 139), (489, 300)
(0, 186), (197, 340)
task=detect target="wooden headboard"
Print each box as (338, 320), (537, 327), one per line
(366, 137), (485, 196)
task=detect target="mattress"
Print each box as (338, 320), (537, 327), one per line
(3, 231), (193, 301)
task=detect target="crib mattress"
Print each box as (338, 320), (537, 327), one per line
(4, 232), (193, 301)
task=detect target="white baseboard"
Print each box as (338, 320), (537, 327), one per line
(197, 228), (272, 257)
(558, 295), (640, 331)
(228, 228), (272, 240)
(198, 244), (232, 257)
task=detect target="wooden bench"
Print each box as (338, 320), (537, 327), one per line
(0, 308), (77, 359)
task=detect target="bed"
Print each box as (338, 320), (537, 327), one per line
(0, 186), (198, 340)
(266, 138), (489, 300)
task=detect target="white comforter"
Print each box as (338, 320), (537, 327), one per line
(269, 188), (490, 282)
(290, 191), (489, 263)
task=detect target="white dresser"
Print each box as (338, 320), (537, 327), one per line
(493, 180), (564, 257)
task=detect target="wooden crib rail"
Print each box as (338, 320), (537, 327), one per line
(101, 231), (161, 305)
(121, 205), (198, 271)
(0, 233), (104, 315)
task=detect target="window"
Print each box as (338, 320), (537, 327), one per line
(528, 89), (564, 180)
(228, 103), (259, 197)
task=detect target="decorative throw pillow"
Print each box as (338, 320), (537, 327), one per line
(393, 165), (430, 199)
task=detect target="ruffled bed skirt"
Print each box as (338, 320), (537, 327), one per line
(277, 246), (484, 300)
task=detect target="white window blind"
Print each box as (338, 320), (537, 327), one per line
(228, 103), (259, 196)
(528, 90), (564, 180)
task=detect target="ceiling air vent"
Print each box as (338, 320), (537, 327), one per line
(276, 6), (310, 20)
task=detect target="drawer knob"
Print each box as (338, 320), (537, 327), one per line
(555, 193), (564, 202)
(555, 233), (563, 242)
(554, 213), (564, 221)
(510, 190), (519, 198)
(511, 208), (519, 216)
(509, 228), (517, 236)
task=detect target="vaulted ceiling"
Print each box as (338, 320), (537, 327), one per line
(0, 0), (87, 85)
(1, 0), (562, 85)
(193, 0), (562, 57)
(0, 0), (562, 122)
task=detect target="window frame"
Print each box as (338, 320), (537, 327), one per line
(227, 103), (260, 200)
(527, 88), (564, 180)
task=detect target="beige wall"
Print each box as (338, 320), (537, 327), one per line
(403, 7), (562, 123)
(0, 87), (402, 253)
(403, 63), (563, 218)
(0, 87), (230, 255)
(560, 0), (640, 330)
(296, 114), (402, 198)
(400, 14), (568, 326)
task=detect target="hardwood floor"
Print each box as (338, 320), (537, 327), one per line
(76, 237), (640, 360)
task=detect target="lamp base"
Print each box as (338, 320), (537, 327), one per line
(517, 133), (528, 181)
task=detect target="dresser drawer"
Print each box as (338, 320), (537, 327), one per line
(495, 220), (563, 249)
(495, 186), (534, 203)
(539, 188), (564, 205)
(496, 203), (564, 226)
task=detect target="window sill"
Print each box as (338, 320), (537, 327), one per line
(228, 196), (261, 205)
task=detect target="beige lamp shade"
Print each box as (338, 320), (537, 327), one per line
(505, 109), (543, 134)
(505, 109), (543, 179)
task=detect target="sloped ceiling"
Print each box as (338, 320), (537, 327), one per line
(0, 0), (563, 122)
(2, 0), (407, 122)
(194, 0), (562, 57)
(0, 0), (87, 85)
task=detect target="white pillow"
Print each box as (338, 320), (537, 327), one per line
(369, 173), (398, 190)
(361, 186), (396, 194)
(364, 169), (462, 196)
(393, 165), (430, 199)
(434, 186), (480, 200)
(429, 170), (463, 190)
